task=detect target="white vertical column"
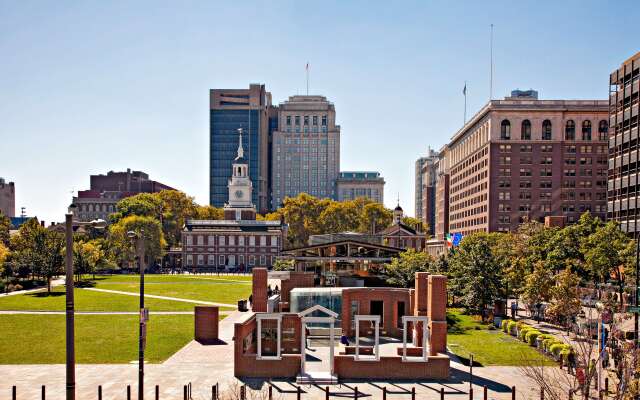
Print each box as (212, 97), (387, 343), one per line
(257, 318), (262, 358)
(374, 319), (379, 361)
(329, 319), (335, 375)
(277, 317), (281, 359)
(300, 319), (305, 373)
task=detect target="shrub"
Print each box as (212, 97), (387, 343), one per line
(549, 343), (566, 357)
(518, 326), (533, 341)
(501, 319), (510, 332)
(542, 338), (559, 352)
(507, 321), (517, 334)
(560, 345), (573, 361)
(525, 330), (541, 346)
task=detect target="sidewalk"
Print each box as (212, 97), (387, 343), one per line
(0, 278), (65, 297)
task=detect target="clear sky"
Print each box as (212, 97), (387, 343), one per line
(1, 1), (638, 223)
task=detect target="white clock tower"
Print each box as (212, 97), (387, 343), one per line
(225, 128), (256, 220)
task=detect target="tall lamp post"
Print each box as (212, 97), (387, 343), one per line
(65, 205), (106, 400)
(128, 230), (146, 400)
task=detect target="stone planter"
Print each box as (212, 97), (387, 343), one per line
(536, 337), (544, 349)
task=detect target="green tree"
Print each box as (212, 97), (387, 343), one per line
(156, 190), (198, 248)
(358, 202), (392, 234)
(383, 249), (434, 288)
(195, 205), (224, 220)
(108, 215), (165, 269)
(401, 216), (424, 233)
(448, 233), (503, 320)
(272, 259), (295, 271)
(319, 201), (359, 233)
(0, 212), (11, 246)
(546, 267), (582, 327)
(110, 193), (163, 223)
(521, 261), (554, 310)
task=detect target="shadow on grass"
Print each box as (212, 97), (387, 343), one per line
(75, 280), (97, 288)
(447, 312), (465, 334)
(453, 353), (484, 367)
(30, 291), (65, 298)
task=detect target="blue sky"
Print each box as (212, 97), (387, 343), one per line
(1, 1), (638, 223)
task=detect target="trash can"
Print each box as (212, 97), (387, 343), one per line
(238, 299), (247, 312)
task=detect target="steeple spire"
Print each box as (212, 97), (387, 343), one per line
(236, 128), (245, 160)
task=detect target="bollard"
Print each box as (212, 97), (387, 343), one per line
(297, 385), (301, 400)
(484, 385), (488, 400)
(440, 387), (445, 400)
(184, 385), (188, 400)
(269, 384), (273, 400)
(155, 384), (159, 400)
(568, 390), (573, 400)
(605, 377), (609, 394)
(511, 386), (516, 400)
(355, 386), (359, 399)
(42, 385), (45, 400)
(241, 385), (246, 400)
(469, 388), (473, 400)
(540, 387), (544, 400)
(12, 386), (16, 400)
(216, 383), (219, 400)
(326, 386), (330, 400)
(412, 387), (416, 400)
(383, 387), (387, 400)
(98, 385), (102, 400)
(127, 385), (131, 400)
(212, 385), (216, 400)
(469, 354), (474, 392)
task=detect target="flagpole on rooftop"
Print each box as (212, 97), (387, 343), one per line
(306, 62), (309, 96)
(463, 81), (467, 124)
(490, 24), (494, 101)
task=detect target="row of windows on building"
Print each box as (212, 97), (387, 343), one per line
(77, 203), (115, 213)
(499, 156), (607, 165)
(285, 115), (328, 126)
(450, 215), (488, 231)
(497, 180), (606, 192)
(450, 148), (488, 176)
(498, 167), (606, 178)
(495, 203), (605, 218)
(498, 191), (605, 201)
(498, 144), (607, 154)
(185, 234), (278, 247)
(284, 126), (329, 134)
(500, 119), (608, 141)
(185, 254), (275, 267)
(340, 188), (381, 199)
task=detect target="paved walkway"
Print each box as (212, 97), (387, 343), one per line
(84, 287), (238, 308)
(0, 310), (232, 315)
(0, 278), (65, 297)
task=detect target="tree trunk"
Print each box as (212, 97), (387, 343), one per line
(47, 276), (51, 293)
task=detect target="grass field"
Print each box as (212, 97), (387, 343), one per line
(91, 275), (252, 305)
(0, 314), (194, 363)
(447, 309), (555, 366)
(0, 274), (251, 363)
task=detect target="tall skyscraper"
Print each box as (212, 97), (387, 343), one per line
(271, 95), (340, 206)
(210, 84), (275, 213)
(608, 51), (640, 236)
(434, 90), (608, 237)
(415, 148), (438, 229)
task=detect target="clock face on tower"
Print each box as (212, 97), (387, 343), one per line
(235, 190), (244, 199)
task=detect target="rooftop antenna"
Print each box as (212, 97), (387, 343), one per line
(489, 24), (494, 101)
(20, 207), (26, 218)
(305, 62), (310, 96)
(463, 81), (467, 124)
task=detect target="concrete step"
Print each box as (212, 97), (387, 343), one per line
(296, 372), (338, 385)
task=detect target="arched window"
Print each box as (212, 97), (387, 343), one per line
(542, 120), (552, 140)
(500, 120), (511, 140)
(521, 120), (531, 140)
(582, 120), (592, 141)
(598, 120), (608, 140)
(565, 120), (575, 140)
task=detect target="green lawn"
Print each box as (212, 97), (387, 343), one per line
(0, 286), (217, 311)
(0, 314), (194, 363)
(447, 309), (555, 366)
(92, 275), (251, 305)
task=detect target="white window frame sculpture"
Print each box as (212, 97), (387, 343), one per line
(256, 313), (282, 360)
(298, 305), (338, 375)
(401, 315), (429, 362)
(355, 315), (380, 361)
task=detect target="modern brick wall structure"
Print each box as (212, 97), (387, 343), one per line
(252, 268), (268, 312)
(235, 269), (450, 380)
(341, 288), (411, 338)
(194, 306), (219, 344)
(279, 272), (315, 311)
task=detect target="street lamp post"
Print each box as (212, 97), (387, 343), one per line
(129, 230), (146, 400)
(64, 206), (106, 400)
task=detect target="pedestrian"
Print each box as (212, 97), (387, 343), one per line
(340, 335), (350, 346)
(248, 294), (253, 307)
(510, 301), (517, 319)
(567, 348), (576, 375)
(305, 327), (311, 349)
(267, 284), (273, 298)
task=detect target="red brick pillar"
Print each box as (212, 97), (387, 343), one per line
(414, 272), (429, 346)
(194, 306), (219, 344)
(252, 268), (268, 312)
(428, 275), (447, 356)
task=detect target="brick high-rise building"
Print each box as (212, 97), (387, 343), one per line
(417, 148), (439, 235)
(0, 178), (15, 218)
(608, 51), (640, 236)
(435, 90), (608, 237)
(210, 84), (276, 213)
(71, 169), (174, 222)
(271, 95), (340, 206)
